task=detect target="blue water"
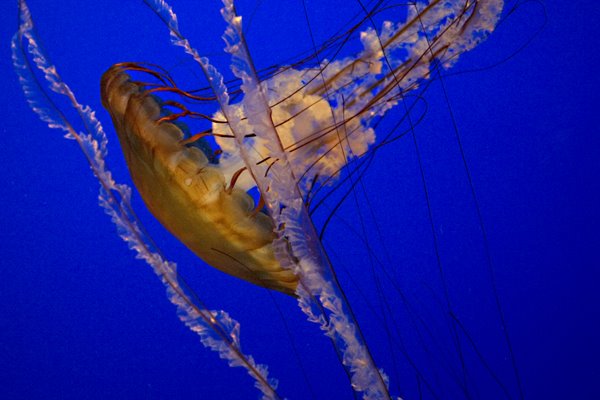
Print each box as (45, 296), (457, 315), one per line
(1, 1), (598, 399)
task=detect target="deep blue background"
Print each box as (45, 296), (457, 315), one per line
(0, 1), (598, 399)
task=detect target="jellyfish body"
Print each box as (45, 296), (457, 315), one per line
(100, 65), (298, 295)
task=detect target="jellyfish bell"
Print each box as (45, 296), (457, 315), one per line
(100, 64), (297, 295)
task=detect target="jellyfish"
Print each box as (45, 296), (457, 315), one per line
(12, 0), (527, 398)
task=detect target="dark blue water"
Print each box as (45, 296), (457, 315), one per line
(1, 1), (598, 399)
